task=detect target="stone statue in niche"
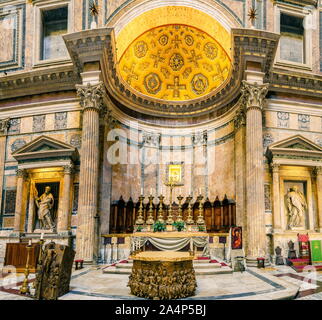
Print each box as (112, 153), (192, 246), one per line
(35, 186), (56, 231)
(286, 186), (307, 230)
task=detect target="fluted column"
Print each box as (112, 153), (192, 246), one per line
(315, 167), (322, 231)
(14, 169), (27, 232)
(76, 82), (106, 263)
(58, 165), (74, 232)
(271, 163), (281, 231)
(242, 80), (269, 265)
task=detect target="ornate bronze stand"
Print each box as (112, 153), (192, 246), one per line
(20, 243), (32, 295)
(157, 195), (165, 223)
(196, 194), (205, 225)
(185, 195), (194, 225)
(176, 195), (184, 223)
(135, 195), (145, 225)
(146, 194), (155, 225)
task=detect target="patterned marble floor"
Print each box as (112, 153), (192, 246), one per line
(1, 264), (322, 300)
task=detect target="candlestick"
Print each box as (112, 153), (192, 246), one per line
(40, 233), (44, 240)
(185, 195), (194, 225)
(20, 242), (32, 295)
(150, 188), (153, 195)
(157, 195), (165, 223)
(135, 195), (145, 225)
(176, 195), (184, 223)
(146, 194), (155, 225)
(196, 194), (205, 226)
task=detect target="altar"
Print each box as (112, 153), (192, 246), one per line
(130, 232), (210, 256)
(128, 251), (197, 299)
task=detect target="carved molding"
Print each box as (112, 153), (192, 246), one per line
(76, 82), (107, 116)
(241, 81), (269, 111)
(0, 118), (10, 136)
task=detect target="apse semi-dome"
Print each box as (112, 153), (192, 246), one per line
(118, 24), (231, 102)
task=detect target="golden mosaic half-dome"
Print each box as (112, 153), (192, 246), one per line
(118, 24), (231, 102)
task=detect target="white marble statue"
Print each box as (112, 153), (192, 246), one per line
(286, 186), (307, 229)
(35, 186), (55, 230)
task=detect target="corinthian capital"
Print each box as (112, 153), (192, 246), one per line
(76, 82), (106, 115)
(241, 81), (269, 111)
(0, 118), (10, 136)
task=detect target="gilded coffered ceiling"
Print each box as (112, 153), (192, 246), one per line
(118, 24), (231, 102)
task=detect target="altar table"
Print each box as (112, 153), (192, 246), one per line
(128, 251), (197, 299)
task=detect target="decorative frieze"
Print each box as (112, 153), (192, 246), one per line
(33, 115), (45, 132)
(277, 112), (289, 128)
(0, 118), (10, 136)
(55, 112), (67, 130)
(142, 132), (161, 148)
(76, 82), (107, 116)
(298, 114), (310, 130)
(192, 131), (207, 146)
(8, 118), (20, 134)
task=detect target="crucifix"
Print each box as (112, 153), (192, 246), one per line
(188, 50), (202, 68)
(164, 176), (180, 225)
(167, 76), (186, 98)
(150, 50), (165, 68)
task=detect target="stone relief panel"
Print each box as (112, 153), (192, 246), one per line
(33, 115), (45, 132)
(3, 189), (16, 214)
(277, 112), (289, 128)
(2, 217), (14, 229)
(72, 184), (79, 214)
(142, 132), (161, 148)
(8, 118), (20, 134)
(298, 114), (310, 130)
(11, 138), (26, 152)
(55, 112), (67, 130)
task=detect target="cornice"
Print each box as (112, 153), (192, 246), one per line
(273, 0), (317, 7)
(0, 65), (80, 100)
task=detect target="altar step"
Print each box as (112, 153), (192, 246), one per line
(103, 259), (232, 275)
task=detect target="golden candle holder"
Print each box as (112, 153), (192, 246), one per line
(157, 195), (165, 223)
(185, 195), (194, 225)
(20, 242), (32, 295)
(135, 195), (145, 225)
(146, 194), (155, 225)
(176, 195), (184, 222)
(196, 194), (205, 225)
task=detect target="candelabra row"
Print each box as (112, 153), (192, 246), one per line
(135, 194), (205, 226)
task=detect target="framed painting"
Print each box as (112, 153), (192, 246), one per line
(231, 226), (242, 250)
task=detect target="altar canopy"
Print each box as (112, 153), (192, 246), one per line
(131, 233), (209, 255)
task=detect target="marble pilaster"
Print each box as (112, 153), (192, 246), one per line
(315, 167), (322, 231)
(14, 169), (28, 232)
(58, 165), (74, 232)
(76, 81), (106, 263)
(271, 163), (281, 231)
(242, 80), (269, 265)
(0, 119), (9, 219)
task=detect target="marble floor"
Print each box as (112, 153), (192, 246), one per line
(1, 264), (322, 300)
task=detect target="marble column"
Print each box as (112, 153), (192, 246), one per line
(76, 82), (106, 263)
(14, 169), (27, 232)
(271, 163), (281, 231)
(58, 165), (74, 232)
(242, 80), (269, 265)
(315, 167), (322, 231)
(0, 119), (10, 217)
